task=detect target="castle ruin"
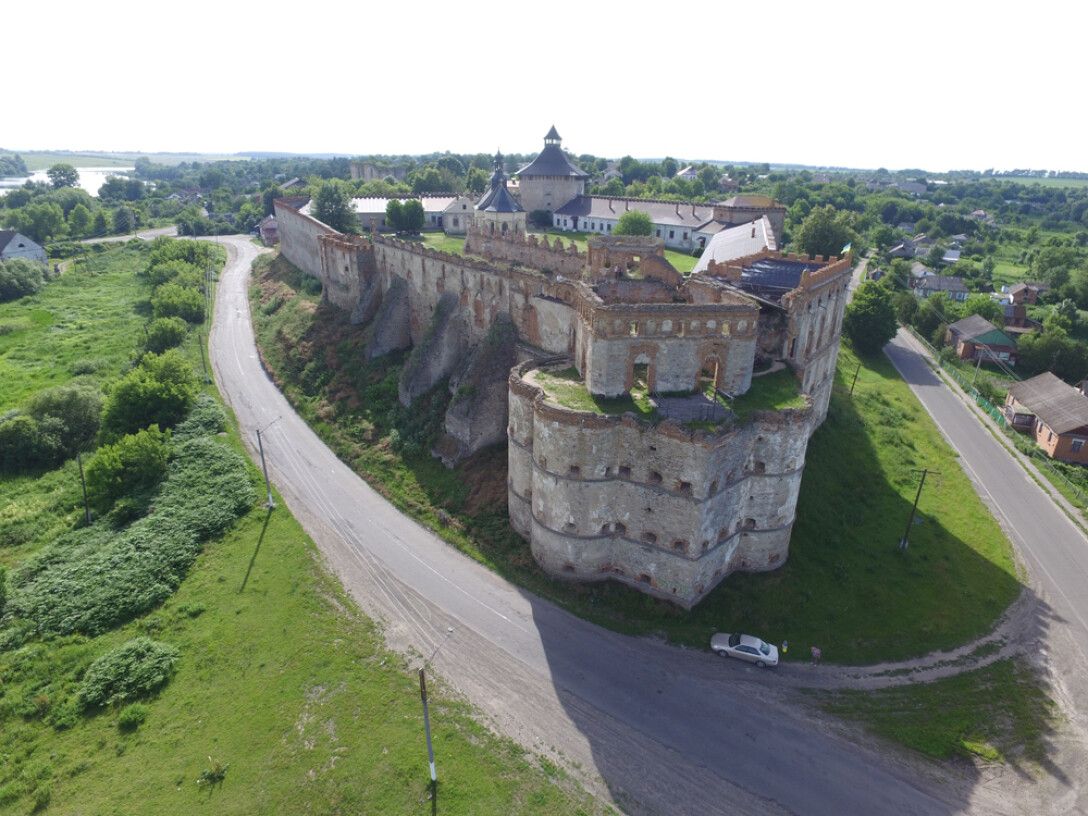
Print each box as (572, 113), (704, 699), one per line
(273, 132), (852, 608)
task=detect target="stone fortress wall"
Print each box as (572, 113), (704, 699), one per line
(273, 198), (852, 605)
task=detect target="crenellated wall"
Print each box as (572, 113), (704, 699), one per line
(275, 197), (853, 606)
(508, 361), (816, 608)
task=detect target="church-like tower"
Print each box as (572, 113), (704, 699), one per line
(514, 126), (589, 214)
(475, 152), (526, 234)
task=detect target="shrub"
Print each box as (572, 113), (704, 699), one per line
(145, 259), (201, 287)
(0, 566), (6, 619)
(173, 394), (226, 440)
(78, 638), (178, 708)
(70, 357), (106, 375)
(118, 703), (149, 731)
(0, 414), (65, 473)
(0, 259), (44, 302)
(144, 316), (189, 353)
(613, 210), (653, 237)
(6, 435), (255, 638)
(151, 282), (204, 323)
(85, 426), (172, 510)
(147, 237), (217, 272)
(27, 384), (102, 453)
(100, 349), (198, 438)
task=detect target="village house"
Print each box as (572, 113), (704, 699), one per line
(1008, 282), (1043, 305)
(0, 230), (46, 265)
(915, 274), (969, 301)
(258, 215), (278, 246)
(945, 314), (1018, 365)
(1005, 372), (1088, 464)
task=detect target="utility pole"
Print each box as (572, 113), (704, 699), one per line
(849, 361), (862, 395)
(419, 668), (437, 786)
(76, 453), (91, 525)
(255, 427), (276, 509)
(198, 331), (211, 384)
(971, 350), (985, 388)
(899, 468), (937, 551)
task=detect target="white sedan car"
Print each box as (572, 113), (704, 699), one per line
(711, 633), (779, 667)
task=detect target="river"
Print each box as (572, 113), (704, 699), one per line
(0, 167), (136, 197)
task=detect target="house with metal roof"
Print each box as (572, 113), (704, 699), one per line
(1004, 372), (1088, 463)
(0, 230), (46, 265)
(945, 314), (1018, 365)
(915, 274), (969, 301)
(691, 217), (778, 275)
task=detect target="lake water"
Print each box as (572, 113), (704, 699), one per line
(0, 167), (135, 197)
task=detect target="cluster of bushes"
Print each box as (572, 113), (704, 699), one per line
(100, 349), (199, 439)
(0, 384), (102, 473)
(3, 431), (255, 642)
(141, 238), (217, 327)
(0, 258), (59, 303)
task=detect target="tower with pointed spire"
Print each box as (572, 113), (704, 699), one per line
(514, 125), (589, 214)
(474, 151), (526, 235)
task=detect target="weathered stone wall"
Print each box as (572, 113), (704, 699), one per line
(508, 361), (816, 607)
(438, 314), (518, 465)
(464, 224), (584, 277)
(274, 199), (336, 281)
(398, 292), (468, 406)
(517, 175), (584, 213)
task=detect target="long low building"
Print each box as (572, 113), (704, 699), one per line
(300, 195), (461, 232)
(551, 194), (787, 253)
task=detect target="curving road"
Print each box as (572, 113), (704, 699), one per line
(210, 237), (1028, 815)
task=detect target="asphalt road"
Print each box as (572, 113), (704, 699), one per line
(209, 237), (1029, 815)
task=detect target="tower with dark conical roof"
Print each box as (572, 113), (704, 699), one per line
(514, 126), (589, 214)
(474, 151), (526, 235)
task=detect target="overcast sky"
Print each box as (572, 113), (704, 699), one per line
(7, 0), (1084, 172)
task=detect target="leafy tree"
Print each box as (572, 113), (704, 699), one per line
(85, 426), (172, 510)
(47, 163), (79, 189)
(599, 178), (625, 196)
(113, 206), (137, 234)
(1017, 328), (1088, 382)
(894, 290), (919, 325)
(385, 199), (405, 233)
(844, 281), (898, 354)
(401, 199), (425, 234)
(924, 243), (947, 269)
(311, 180), (357, 233)
(613, 210), (653, 237)
(0, 258), (44, 301)
(145, 316), (189, 353)
(963, 293), (1003, 324)
(794, 205), (857, 259)
(464, 168), (488, 196)
(27, 384), (102, 453)
(67, 202), (92, 237)
(91, 210), (109, 237)
(100, 349), (198, 437)
(0, 414), (64, 472)
(913, 291), (959, 337)
(660, 157), (678, 178)
(5, 201), (66, 243)
(151, 282), (204, 323)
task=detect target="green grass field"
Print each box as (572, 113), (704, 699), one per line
(252, 255), (1022, 665)
(0, 246), (151, 411)
(991, 176), (1088, 189)
(0, 150), (245, 171)
(0, 245), (603, 815)
(419, 229), (700, 275)
(821, 658), (1055, 764)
